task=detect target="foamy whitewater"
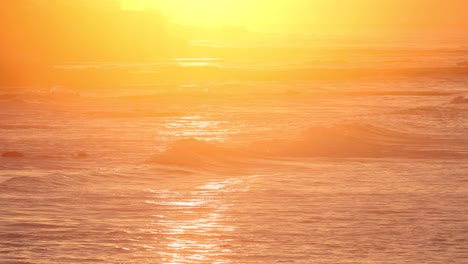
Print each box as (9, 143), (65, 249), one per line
(1, 48), (468, 263)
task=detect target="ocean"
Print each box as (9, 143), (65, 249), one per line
(1, 45), (468, 263)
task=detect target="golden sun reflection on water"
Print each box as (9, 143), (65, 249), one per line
(144, 178), (252, 263)
(174, 58), (222, 68)
(161, 116), (237, 142)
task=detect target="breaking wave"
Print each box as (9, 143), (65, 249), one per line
(147, 138), (255, 170)
(248, 122), (436, 158)
(149, 122), (464, 170)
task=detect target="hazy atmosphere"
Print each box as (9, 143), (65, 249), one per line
(124, 0), (468, 35)
(1, 1), (468, 263)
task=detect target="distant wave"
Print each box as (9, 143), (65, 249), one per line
(338, 91), (457, 97)
(0, 86), (459, 112)
(87, 111), (184, 119)
(394, 105), (468, 118)
(50, 64), (468, 87)
(140, 66), (468, 81)
(0, 174), (74, 193)
(0, 124), (54, 130)
(0, 89), (80, 109)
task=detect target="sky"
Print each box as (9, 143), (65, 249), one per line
(121, 0), (468, 35)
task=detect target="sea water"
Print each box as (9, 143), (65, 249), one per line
(1, 48), (468, 263)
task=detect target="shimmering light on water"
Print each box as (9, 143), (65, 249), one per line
(161, 116), (234, 142)
(140, 179), (244, 263)
(2, 70), (468, 264)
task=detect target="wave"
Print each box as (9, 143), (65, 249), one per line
(339, 91), (457, 97)
(148, 122), (464, 171)
(451, 95), (468, 104)
(248, 122), (435, 158)
(0, 124), (54, 130)
(49, 64), (468, 88)
(86, 111), (184, 119)
(190, 65), (468, 80)
(394, 105), (468, 118)
(147, 138), (255, 171)
(0, 174), (74, 193)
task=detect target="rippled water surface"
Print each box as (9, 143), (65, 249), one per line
(2, 65), (468, 263)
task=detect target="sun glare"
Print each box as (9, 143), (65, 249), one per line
(123, 0), (249, 27)
(3, 1), (468, 264)
(122, 0), (468, 34)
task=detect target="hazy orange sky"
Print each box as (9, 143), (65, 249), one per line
(121, 0), (468, 35)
